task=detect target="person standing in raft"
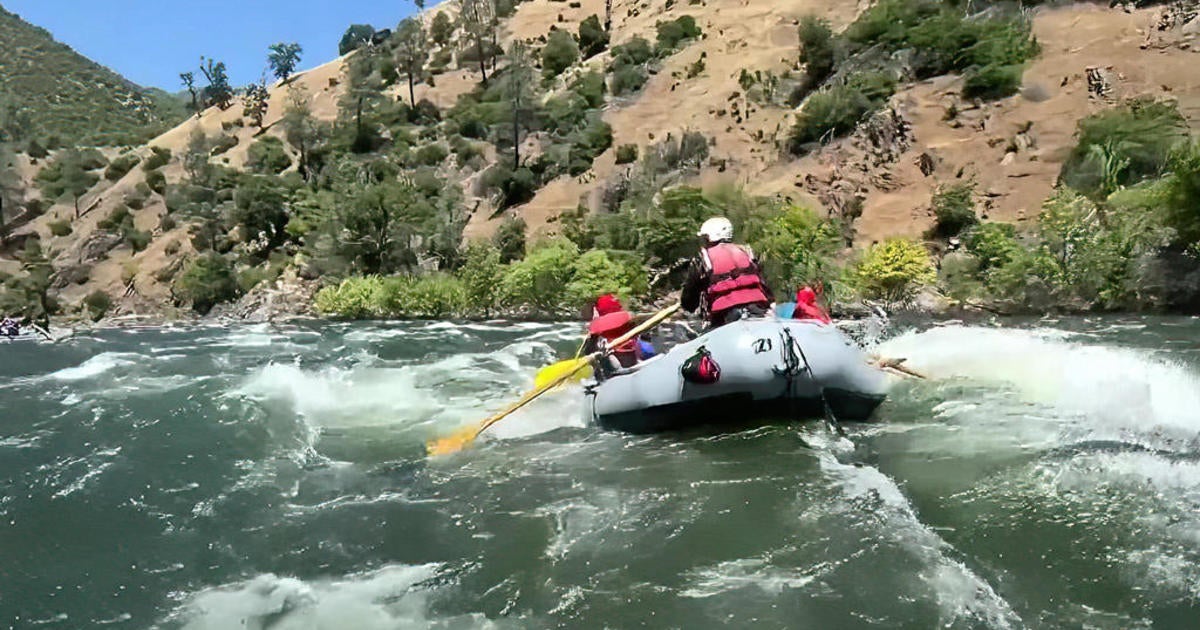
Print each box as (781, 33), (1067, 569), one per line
(582, 294), (655, 376)
(681, 217), (775, 328)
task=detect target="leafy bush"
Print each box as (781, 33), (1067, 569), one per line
(567, 116), (613, 175)
(210, 134), (239, 156)
(1061, 99), (1188, 199)
(145, 169), (166, 194)
(928, 182), (977, 239)
(450, 136), (484, 166)
(1163, 140), (1200, 246)
(174, 252), (239, 314)
(635, 186), (713, 264)
(83, 290), (111, 322)
(610, 64), (648, 97)
(315, 275), (385, 319)
(500, 239), (579, 313)
(104, 153), (140, 181)
(142, 146), (171, 171)
(493, 215), (527, 263)
(962, 64), (1023, 100)
(579, 14), (609, 58)
(413, 143), (451, 167)
(798, 15), (837, 86)
(246, 136), (292, 175)
(48, 219), (72, 237)
(613, 37), (654, 66)
(541, 93), (590, 136)
(854, 239), (936, 303)
(230, 175), (288, 243)
(431, 11), (454, 47)
(964, 222), (1020, 271)
(789, 83), (874, 150)
(25, 139), (48, 159)
(76, 148), (108, 171)
(565, 249), (648, 307)
(380, 274), (468, 318)
(542, 29), (581, 79)
(745, 204), (841, 291)
(458, 241), (504, 316)
(655, 15), (702, 54)
(571, 70), (607, 108)
(615, 144), (638, 164)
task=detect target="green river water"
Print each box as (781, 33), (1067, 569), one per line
(1, 316), (1198, 629)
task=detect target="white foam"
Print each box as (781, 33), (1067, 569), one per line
(681, 557), (817, 598)
(49, 352), (139, 381)
(879, 325), (1200, 438)
(170, 563), (498, 630)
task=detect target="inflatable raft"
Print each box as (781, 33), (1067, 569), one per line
(584, 318), (889, 433)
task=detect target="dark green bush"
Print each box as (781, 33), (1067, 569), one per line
(25, 139), (48, 159)
(76, 148), (108, 171)
(655, 15), (702, 54)
(1163, 140), (1200, 247)
(612, 37), (654, 67)
(492, 215), (527, 263)
(48, 219), (72, 237)
(542, 93), (590, 136)
(616, 144), (638, 164)
(145, 169), (166, 195)
(962, 64), (1023, 100)
(414, 143), (451, 167)
(542, 29), (581, 78)
(83, 290), (111, 321)
(230, 175), (288, 242)
(104, 153), (140, 181)
(142, 146), (171, 171)
(1060, 99), (1187, 199)
(610, 64), (648, 96)
(579, 14), (609, 58)
(209, 134), (239, 156)
(485, 165), (538, 209)
(246, 136), (292, 175)
(174, 252), (239, 314)
(98, 205), (131, 231)
(567, 116), (613, 175)
(571, 70), (607, 108)
(964, 222), (1020, 271)
(798, 15), (837, 86)
(928, 182), (977, 239)
(789, 84), (873, 151)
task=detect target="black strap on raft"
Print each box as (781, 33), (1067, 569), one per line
(775, 326), (845, 437)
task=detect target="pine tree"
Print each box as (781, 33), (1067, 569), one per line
(267, 42), (303, 84)
(458, 0), (496, 86)
(394, 17), (429, 107)
(502, 42), (537, 165)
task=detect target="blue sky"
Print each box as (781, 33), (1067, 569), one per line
(4, 0), (416, 91)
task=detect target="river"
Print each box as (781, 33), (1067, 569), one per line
(1, 316), (1198, 628)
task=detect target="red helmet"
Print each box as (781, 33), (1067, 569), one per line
(594, 293), (623, 316)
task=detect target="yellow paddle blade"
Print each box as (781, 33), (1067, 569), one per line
(534, 358), (592, 389)
(425, 423), (481, 457)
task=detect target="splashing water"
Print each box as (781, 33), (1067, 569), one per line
(2, 316), (1199, 629)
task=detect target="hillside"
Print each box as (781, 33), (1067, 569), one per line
(0, 3), (186, 147)
(3, 0), (1200, 326)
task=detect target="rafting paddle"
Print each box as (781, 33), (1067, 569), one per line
(426, 303), (682, 456)
(534, 336), (591, 389)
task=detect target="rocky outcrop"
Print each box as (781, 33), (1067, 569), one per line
(207, 268), (319, 322)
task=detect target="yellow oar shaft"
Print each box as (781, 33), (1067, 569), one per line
(428, 303), (681, 456)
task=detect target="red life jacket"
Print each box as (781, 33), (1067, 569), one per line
(588, 310), (638, 363)
(794, 287), (832, 324)
(702, 243), (770, 316)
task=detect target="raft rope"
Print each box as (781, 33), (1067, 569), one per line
(776, 327), (846, 437)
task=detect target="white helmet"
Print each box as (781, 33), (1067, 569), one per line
(698, 217), (734, 243)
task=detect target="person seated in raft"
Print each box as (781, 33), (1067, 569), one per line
(0, 316), (19, 338)
(681, 217), (775, 328)
(582, 294), (654, 374)
(792, 285), (832, 324)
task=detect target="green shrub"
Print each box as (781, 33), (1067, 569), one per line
(1061, 99), (1187, 199)
(450, 136), (485, 166)
(246, 136), (292, 175)
(126, 229), (151, 252)
(485, 165), (538, 209)
(142, 146), (171, 171)
(104, 153), (141, 181)
(83, 290), (111, 322)
(457, 241), (504, 316)
(98, 205), (131, 231)
(174, 252), (239, 314)
(579, 14), (609, 58)
(615, 144), (638, 164)
(160, 214), (178, 232)
(413, 143), (451, 167)
(798, 15), (838, 86)
(612, 37), (654, 66)
(76, 148), (108, 171)
(928, 182), (977, 239)
(492, 215), (527, 263)
(610, 64), (648, 97)
(1163, 140), (1200, 246)
(500, 239), (579, 313)
(25, 139), (48, 159)
(230, 175), (288, 243)
(237, 266), (271, 293)
(314, 276), (385, 319)
(746, 204), (841, 291)
(380, 274), (469, 318)
(854, 238), (936, 303)
(431, 11), (454, 47)
(48, 219), (72, 237)
(145, 169), (166, 194)
(964, 222), (1020, 271)
(789, 84), (873, 150)
(542, 93), (590, 136)
(567, 116), (613, 175)
(655, 15), (702, 54)
(543, 29), (581, 78)
(210, 134), (239, 156)
(565, 249), (648, 307)
(962, 64), (1023, 100)
(571, 70), (607, 108)
(634, 186), (713, 264)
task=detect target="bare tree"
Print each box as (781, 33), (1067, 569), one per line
(502, 42), (536, 165)
(180, 72), (200, 116)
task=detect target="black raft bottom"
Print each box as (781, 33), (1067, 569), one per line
(595, 389), (886, 435)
